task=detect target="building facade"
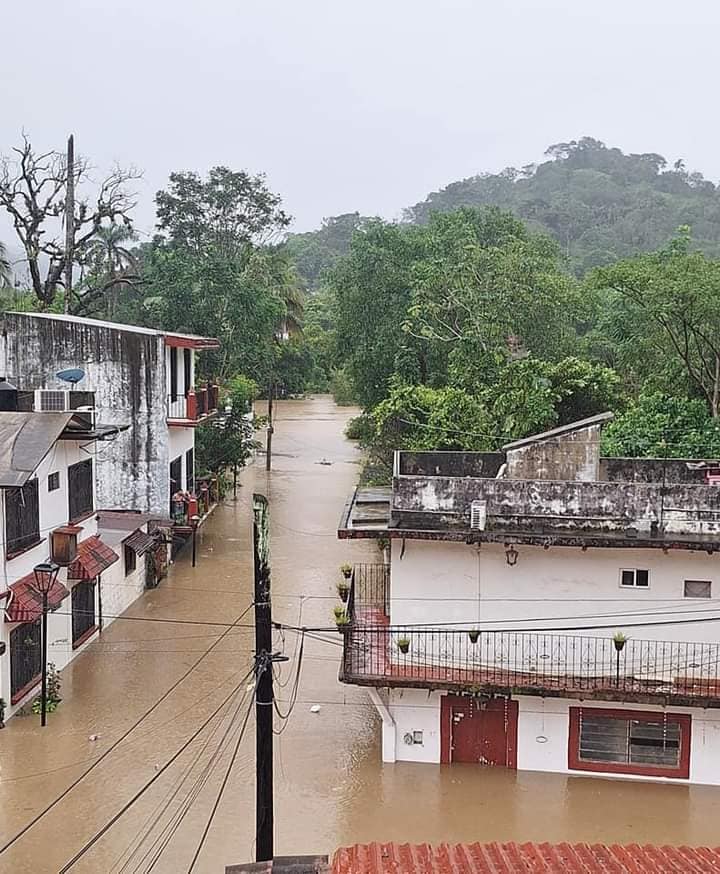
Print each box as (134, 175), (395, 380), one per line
(338, 415), (720, 784)
(0, 312), (219, 517)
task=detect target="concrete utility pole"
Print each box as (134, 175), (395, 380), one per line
(64, 134), (75, 314)
(253, 494), (274, 862)
(265, 384), (274, 471)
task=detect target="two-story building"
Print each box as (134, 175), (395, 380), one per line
(0, 387), (109, 715)
(338, 413), (720, 785)
(0, 312), (220, 523)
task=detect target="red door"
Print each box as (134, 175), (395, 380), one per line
(441, 696), (518, 767)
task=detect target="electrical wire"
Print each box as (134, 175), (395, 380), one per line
(273, 633), (305, 728)
(0, 600), (256, 856)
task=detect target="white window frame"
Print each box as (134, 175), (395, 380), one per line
(683, 579), (712, 599)
(619, 568), (650, 589)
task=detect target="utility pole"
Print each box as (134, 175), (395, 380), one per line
(64, 134), (75, 314)
(253, 494), (274, 862)
(265, 383), (274, 471)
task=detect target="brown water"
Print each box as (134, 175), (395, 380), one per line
(2, 395), (720, 873)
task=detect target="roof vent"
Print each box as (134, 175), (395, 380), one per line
(470, 500), (487, 531)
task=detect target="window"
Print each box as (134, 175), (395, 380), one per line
(684, 580), (712, 599)
(169, 347), (178, 400)
(620, 568), (649, 588)
(569, 708), (690, 779)
(183, 348), (192, 396)
(9, 621), (41, 703)
(186, 448), (194, 495)
(68, 459), (94, 522)
(124, 543), (137, 576)
(71, 580), (97, 646)
(5, 479), (40, 557)
(48, 471), (60, 492)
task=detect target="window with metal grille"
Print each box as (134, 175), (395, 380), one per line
(569, 708), (690, 778)
(684, 580), (712, 599)
(5, 479), (40, 557)
(71, 580), (96, 645)
(124, 543), (137, 576)
(620, 568), (649, 588)
(68, 459), (93, 522)
(38, 390), (67, 411)
(10, 621), (41, 702)
(48, 471), (60, 492)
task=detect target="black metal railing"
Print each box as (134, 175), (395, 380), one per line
(340, 623), (720, 704)
(349, 563), (390, 620)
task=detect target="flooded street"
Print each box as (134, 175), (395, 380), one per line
(2, 395), (720, 872)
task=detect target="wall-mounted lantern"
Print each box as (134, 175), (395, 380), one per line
(505, 544), (519, 566)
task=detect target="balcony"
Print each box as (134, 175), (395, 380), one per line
(340, 566), (720, 708)
(167, 384), (219, 426)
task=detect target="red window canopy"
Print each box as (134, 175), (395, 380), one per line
(4, 573), (69, 623)
(68, 535), (119, 580)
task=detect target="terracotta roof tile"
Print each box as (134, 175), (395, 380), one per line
(4, 573), (69, 623)
(332, 843), (720, 874)
(68, 535), (119, 580)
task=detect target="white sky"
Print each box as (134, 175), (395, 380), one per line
(1, 0), (719, 237)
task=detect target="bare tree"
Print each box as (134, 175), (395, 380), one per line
(0, 134), (141, 309)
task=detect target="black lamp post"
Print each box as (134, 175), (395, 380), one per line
(190, 514), (200, 567)
(32, 561), (60, 727)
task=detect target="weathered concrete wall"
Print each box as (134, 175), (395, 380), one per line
(392, 474), (720, 536)
(506, 424), (602, 482)
(600, 457), (720, 485)
(397, 451), (505, 478)
(0, 314), (169, 514)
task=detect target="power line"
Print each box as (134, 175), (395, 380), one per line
(0, 600), (255, 856)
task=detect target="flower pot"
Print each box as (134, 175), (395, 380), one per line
(338, 587), (349, 603)
(468, 630), (480, 644)
(397, 641), (410, 654)
(613, 639), (626, 652)
(341, 569), (352, 580)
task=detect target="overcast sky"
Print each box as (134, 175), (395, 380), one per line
(2, 0), (719, 238)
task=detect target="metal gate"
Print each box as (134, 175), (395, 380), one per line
(441, 695), (518, 767)
(10, 620), (41, 702)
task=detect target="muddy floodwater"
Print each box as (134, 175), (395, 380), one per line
(3, 395), (720, 873)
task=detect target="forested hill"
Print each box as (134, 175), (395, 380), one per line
(405, 138), (720, 274)
(287, 138), (720, 286)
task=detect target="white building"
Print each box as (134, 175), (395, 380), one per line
(0, 398), (166, 721)
(0, 312), (220, 519)
(338, 414), (720, 785)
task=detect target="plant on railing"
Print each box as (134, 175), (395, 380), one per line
(31, 663), (62, 715)
(613, 631), (628, 652)
(334, 608), (350, 632)
(397, 636), (410, 654)
(340, 563), (352, 580)
(336, 579), (350, 603)
(468, 629), (480, 644)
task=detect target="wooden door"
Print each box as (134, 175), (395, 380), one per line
(441, 695), (518, 767)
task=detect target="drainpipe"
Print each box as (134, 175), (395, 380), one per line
(368, 688), (396, 763)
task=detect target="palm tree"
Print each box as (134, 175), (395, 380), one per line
(78, 223), (139, 318)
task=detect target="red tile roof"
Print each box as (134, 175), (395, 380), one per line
(68, 535), (119, 580)
(332, 842), (720, 874)
(4, 573), (69, 623)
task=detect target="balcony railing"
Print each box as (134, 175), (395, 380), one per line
(167, 384), (219, 422)
(341, 567), (720, 706)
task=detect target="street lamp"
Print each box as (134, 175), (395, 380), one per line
(190, 514), (201, 567)
(32, 561), (60, 727)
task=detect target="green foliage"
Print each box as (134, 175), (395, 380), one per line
(195, 376), (260, 475)
(285, 213), (367, 292)
(602, 392), (720, 458)
(330, 369), (357, 406)
(31, 663), (61, 715)
(405, 138), (720, 274)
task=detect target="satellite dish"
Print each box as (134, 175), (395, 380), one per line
(56, 368), (85, 385)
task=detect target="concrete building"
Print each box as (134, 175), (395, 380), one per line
(338, 414), (720, 785)
(0, 312), (220, 517)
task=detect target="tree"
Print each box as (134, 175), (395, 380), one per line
(195, 376), (259, 476)
(0, 240), (10, 287)
(0, 135), (140, 308)
(155, 166), (290, 253)
(74, 224), (141, 318)
(591, 231), (720, 416)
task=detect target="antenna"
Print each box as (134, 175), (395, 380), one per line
(56, 368), (85, 385)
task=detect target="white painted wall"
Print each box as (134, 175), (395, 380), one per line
(386, 688), (442, 763)
(389, 538), (720, 644)
(516, 696), (720, 786)
(169, 427), (195, 492)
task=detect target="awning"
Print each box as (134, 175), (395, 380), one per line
(124, 530), (157, 556)
(4, 573), (70, 623)
(68, 535), (119, 580)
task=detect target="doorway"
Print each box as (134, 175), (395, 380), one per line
(440, 695), (518, 767)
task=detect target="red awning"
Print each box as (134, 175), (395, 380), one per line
(68, 535), (119, 580)
(4, 573), (69, 623)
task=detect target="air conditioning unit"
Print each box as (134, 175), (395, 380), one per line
(36, 389), (71, 411)
(470, 500), (487, 531)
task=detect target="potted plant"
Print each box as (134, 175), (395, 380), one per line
(468, 629), (480, 644)
(613, 631), (628, 652)
(335, 612), (350, 632)
(397, 636), (410, 654)
(333, 605), (346, 620)
(0, 698), (5, 729)
(340, 563), (352, 580)
(337, 580), (350, 603)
